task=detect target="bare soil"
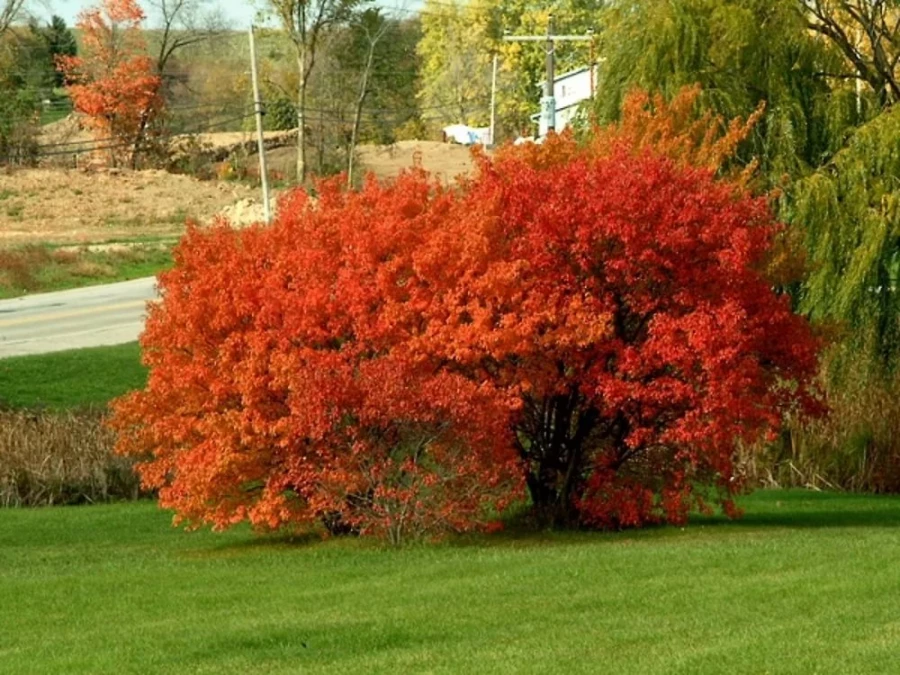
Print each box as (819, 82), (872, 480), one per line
(2, 135), (478, 246)
(0, 168), (257, 245)
(265, 140), (477, 184)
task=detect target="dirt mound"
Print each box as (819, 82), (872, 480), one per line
(0, 141), (479, 247)
(264, 140), (479, 184)
(357, 140), (477, 182)
(219, 197), (270, 228)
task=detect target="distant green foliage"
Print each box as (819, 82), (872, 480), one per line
(36, 15), (78, 88)
(791, 106), (900, 365)
(0, 89), (39, 164)
(338, 12), (421, 144)
(265, 96), (297, 131)
(593, 0), (863, 182)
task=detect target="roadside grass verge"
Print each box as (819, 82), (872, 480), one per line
(0, 344), (147, 505)
(1, 490), (899, 674)
(0, 342), (146, 410)
(0, 241), (173, 299)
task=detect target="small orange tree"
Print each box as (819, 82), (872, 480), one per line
(112, 87), (821, 539)
(57, 0), (162, 168)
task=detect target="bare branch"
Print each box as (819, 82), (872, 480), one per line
(0, 0), (26, 36)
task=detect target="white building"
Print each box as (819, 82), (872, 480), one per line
(532, 65), (599, 137)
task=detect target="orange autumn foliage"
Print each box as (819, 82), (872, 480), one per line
(592, 84), (764, 177)
(112, 89), (820, 539)
(57, 0), (162, 167)
(503, 85), (763, 189)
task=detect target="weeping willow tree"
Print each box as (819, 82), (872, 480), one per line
(594, 0), (865, 182)
(792, 107), (900, 366)
(776, 109), (900, 491)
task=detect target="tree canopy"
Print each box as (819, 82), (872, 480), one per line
(593, 0), (863, 181)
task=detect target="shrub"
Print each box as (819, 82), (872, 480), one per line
(112, 91), (820, 539)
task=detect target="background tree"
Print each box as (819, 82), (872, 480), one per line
(346, 7), (389, 185)
(265, 0), (366, 183)
(801, 0), (900, 107)
(594, 0), (855, 181)
(0, 0), (26, 36)
(36, 16), (78, 88)
(343, 13), (421, 144)
(416, 0), (494, 127)
(146, 0), (222, 74)
(0, 10), (59, 164)
(57, 0), (163, 168)
(792, 105), (900, 365)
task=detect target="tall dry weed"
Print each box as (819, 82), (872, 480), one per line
(741, 351), (900, 492)
(0, 246), (52, 292)
(0, 410), (142, 506)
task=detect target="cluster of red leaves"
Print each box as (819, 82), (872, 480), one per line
(112, 89), (820, 538)
(56, 0), (162, 166)
(111, 178), (523, 542)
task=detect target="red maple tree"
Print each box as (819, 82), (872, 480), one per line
(57, 0), (162, 168)
(112, 89), (821, 538)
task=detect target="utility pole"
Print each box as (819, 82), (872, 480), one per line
(248, 25), (272, 224)
(503, 15), (594, 138)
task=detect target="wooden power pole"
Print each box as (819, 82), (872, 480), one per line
(503, 14), (594, 138)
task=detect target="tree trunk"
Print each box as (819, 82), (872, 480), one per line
(348, 42), (376, 187)
(518, 393), (598, 528)
(296, 48), (308, 185)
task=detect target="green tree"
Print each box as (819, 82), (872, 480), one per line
(339, 13), (420, 145)
(38, 15), (77, 87)
(344, 8), (389, 185)
(417, 0), (495, 127)
(791, 106), (900, 365)
(593, 0), (857, 181)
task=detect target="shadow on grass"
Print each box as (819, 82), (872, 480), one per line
(181, 530), (328, 559)
(185, 490), (900, 556)
(699, 508), (900, 530)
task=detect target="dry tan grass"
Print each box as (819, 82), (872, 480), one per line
(0, 410), (141, 506)
(264, 140), (479, 185)
(739, 360), (900, 493)
(0, 168), (257, 245)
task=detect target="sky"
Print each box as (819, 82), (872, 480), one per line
(36, 0), (425, 28)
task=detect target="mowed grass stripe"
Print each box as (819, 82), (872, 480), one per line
(0, 342), (147, 409)
(1, 490), (900, 674)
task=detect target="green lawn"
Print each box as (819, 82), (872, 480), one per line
(0, 342), (147, 409)
(1, 490), (899, 674)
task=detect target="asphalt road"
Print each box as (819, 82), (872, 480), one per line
(0, 277), (158, 359)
